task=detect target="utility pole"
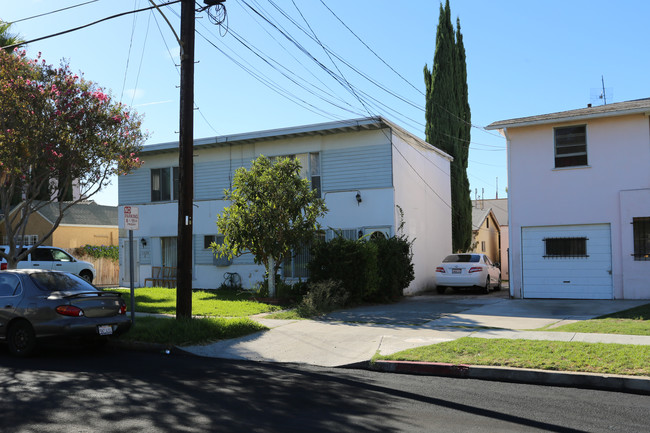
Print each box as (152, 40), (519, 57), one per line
(176, 0), (225, 319)
(176, 0), (196, 319)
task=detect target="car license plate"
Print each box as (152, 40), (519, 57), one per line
(98, 325), (113, 336)
(452, 268), (462, 274)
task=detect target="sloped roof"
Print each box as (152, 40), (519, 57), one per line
(472, 207), (492, 231)
(474, 199), (508, 225)
(486, 98), (650, 130)
(140, 116), (453, 162)
(37, 202), (117, 227)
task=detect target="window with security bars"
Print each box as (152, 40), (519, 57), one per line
(554, 125), (588, 168)
(633, 217), (650, 261)
(282, 233), (325, 279)
(544, 237), (588, 258)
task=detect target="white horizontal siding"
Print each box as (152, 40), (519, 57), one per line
(118, 167), (150, 205)
(522, 224), (613, 299)
(322, 144), (392, 192)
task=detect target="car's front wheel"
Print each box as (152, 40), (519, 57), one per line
(7, 320), (36, 357)
(79, 270), (93, 284)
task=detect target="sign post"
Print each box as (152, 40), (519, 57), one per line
(124, 206), (139, 325)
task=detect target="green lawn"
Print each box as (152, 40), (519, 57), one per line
(542, 303), (650, 335)
(108, 287), (280, 346)
(376, 337), (650, 376)
(375, 303), (650, 377)
(121, 316), (267, 346)
(110, 287), (282, 317)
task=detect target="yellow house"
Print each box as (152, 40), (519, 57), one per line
(0, 202), (118, 249)
(471, 206), (501, 265)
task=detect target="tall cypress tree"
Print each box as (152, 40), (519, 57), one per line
(424, 1), (472, 252)
(454, 17), (472, 252)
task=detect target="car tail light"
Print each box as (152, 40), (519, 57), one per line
(468, 266), (483, 273)
(435, 267), (445, 273)
(1, 263), (6, 270)
(119, 303), (127, 315)
(56, 305), (84, 317)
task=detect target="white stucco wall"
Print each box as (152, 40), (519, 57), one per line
(507, 114), (650, 299)
(391, 131), (452, 295)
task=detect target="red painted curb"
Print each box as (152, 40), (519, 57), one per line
(373, 360), (470, 377)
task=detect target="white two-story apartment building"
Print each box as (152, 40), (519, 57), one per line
(487, 98), (650, 299)
(118, 117), (452, 295)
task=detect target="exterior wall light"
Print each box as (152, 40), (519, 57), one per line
(356, 192), (362, 205)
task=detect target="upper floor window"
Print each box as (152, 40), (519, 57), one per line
(554, 125), (587, 168)
(633, 217), (650, 261)
(151, 167), (179, 202)
(272, 152), (321, 198)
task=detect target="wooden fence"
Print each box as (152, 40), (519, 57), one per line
(76, 255), (120, 287)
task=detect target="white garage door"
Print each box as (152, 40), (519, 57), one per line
(522, 224), (613, 299)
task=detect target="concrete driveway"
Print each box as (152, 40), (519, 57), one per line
(182, 289), (649, 367)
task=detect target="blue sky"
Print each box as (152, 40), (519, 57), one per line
(3, 0), (650, 206)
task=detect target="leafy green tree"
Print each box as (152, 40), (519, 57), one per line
(0, 20), (24, 52)
(0, 49), (147, 268)
(213, 155), (327, 297)
(424, 0), (472, 252)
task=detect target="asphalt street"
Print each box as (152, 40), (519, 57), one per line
(1, 345), (650, 432)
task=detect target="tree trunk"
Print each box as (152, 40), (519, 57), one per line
(268, 256), (276, 297)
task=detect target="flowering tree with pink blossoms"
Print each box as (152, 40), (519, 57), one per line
(0, 49), (147, 268)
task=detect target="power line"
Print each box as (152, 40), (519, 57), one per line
(0, 0), (181, 51)
(120, 0), (141, 103)
(7, 0), (100, 25)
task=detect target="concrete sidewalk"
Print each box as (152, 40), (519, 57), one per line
(177, 294), (650, 393)
(182, 294), (650, 365)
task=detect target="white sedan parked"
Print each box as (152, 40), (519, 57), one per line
(435, 253), (501, 294)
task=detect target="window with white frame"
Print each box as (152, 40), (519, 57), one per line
(3, 235), (38, 246)
(151, 167), (180, 202)
(554, 125), (588, 168)
(633, 217), (650, 261)
(271, 152), (321, 198)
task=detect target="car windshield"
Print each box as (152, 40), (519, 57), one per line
(30, 272), (97, 293)
(443, 254), (480, 263)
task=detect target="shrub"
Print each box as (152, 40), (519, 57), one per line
(308, 233), (414, 305)
(297, 279), (349, 317)
(308, 236), (378, 304)
(372, 235), (414, 302)
(73, 244), (119, 262)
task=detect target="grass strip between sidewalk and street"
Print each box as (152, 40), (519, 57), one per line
(374, 337), (650, 376)
(540, 303), (650, 335)
(119, 315), (268, 346)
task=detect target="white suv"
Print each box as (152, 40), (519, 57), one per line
(0, 246), (96, 283)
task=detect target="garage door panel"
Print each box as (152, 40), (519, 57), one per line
(525, 285), (612, 299)
(522, 224), (613, 299)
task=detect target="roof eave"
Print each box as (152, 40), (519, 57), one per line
(487, 107), (650, 131)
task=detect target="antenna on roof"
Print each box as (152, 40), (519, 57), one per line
(590, 75), (613, 106)
(496, 177), (499, 199)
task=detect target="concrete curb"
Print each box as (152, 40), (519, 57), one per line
(369, 360), (650, 395)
